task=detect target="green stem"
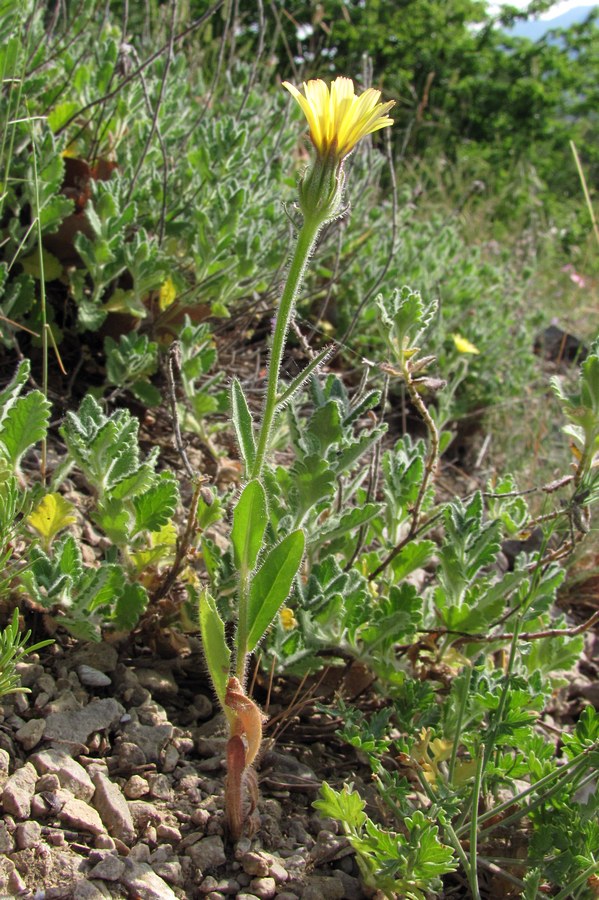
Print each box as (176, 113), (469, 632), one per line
(469, 749), (484, 900)
(235, 567), (250, 681)
(553, 859), (599, 900)
(250, 214), (322, 479)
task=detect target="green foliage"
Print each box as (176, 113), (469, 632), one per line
(0, 360), (50, 475)
(0, 610), (53, 700)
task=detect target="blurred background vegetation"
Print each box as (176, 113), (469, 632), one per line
(0, 0), (597, 482)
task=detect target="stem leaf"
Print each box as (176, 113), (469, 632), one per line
(247, 529), (305, 651)
(231, 378), (256, 475)
(231, 479), (267, 574)
(198, 588), (231, 709)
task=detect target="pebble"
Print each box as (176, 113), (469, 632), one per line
(88, 854), (126, 880)
(2, 761), (37, 818)
(14, 661), (43, 688)
(124, 775), (150, 798)
(161, 743), (180, 772)
(45, 698), (125, 746)
(31, 748), (95, 801)
(186, 834), (227, 869)
(0, 822), (14, 852)
(127, 800), (162, 831)
(15, 820), (42, 849)
(119, 859), (180, 900)
(43, 689), (83, 715)
(92, 769), (136, 845)
(148, 772), (173, 801)
(72, 880), (110, 899)
(78, 665), (112, 687)
(301, 875), (345, 900)
(94, 833), (116, 850)
(71, 643), (118, 673)
(121, 721), (174, 762)
(113, 740), (147, 769)
(250, 876), (277, 899)
(156, 822), (182, 843)
(15, 717), (46, 750)
(242, 852), (271, 877)
(36, 772), (61, 792)
(135, 668), (179, 697)
(193, 694), (214, 719)
(152, 858), (184, 886)
(59, 795), (105, 834)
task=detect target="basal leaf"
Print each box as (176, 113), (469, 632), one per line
(111, 582), (149, 631)
(0, 390), (50, 471)
(247, 529), (305, 652)
(133, 472), (179, 534)
(231, 479), (267, 574)
(199, 588), (231, 709)
(28, 493), (76, 545)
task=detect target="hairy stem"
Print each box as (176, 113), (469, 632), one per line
(250, 214), (322, 479)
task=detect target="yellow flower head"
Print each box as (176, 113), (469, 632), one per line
(282, 76), (394, 162)
(452, 333), (480, 355)
(279, 607), (298, 631)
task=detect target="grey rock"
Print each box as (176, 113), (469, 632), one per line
(161, 743), (180, 773)
(187, 834), (227, 870)
(14, 661), (44, 688)
(92, 769), (136, 845)
(119, 859), (179, 900)
(15, 819), (42, 849)
(0, 821), (14, 852)
(45, 697), (125, 746)
(0, 748), (9, 772)
(113, 739), (147, 768)
(71, 643), (119, 673)
(72, 879), (112, 899)
(301, 876), (345, 900)
(59, 796), (105, 834)
(155, 822), (182, 843)
(36, 772), (61, 791)
(134, 667), (179, 697)
(88, 853), (126, 880)
(121, 721), (173, 762)
(2, 761), (37, 818)
(148, 773), (172, 801)
(15, 717), (46, 750)
(333, 869), (363, 900)
(152, 858), (184, 885)
(137, 699), (169, 726)
(127, 799), (162, 831)
(193, 694), (214, 719)
(44, 688), (83, 715)
(31, 748), (95, 801)
(77, 665), (112, 687)
(37, 672), (57, 697)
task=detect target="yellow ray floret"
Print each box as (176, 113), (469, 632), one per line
(283, 76), (394, 161)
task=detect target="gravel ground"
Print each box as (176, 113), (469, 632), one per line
(0, 637), (376, 900)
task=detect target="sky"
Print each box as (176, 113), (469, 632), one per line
(488, 1), (596, 16)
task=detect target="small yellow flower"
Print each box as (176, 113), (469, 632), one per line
(279, 607), (298, 630)
(282, 76), (394, 162)
(452, 333), (480, 355)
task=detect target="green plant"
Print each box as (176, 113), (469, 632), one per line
(0, 609), (53, 700)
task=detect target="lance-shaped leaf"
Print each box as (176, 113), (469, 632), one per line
(231, 378), (256, 474)
(247, 529), (305, 652)
(231, 479), (267, 574)
(199, 589), (231, 710)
